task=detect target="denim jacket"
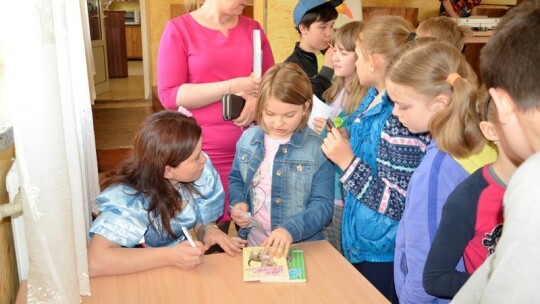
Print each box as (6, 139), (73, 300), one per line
(228, 126), (334, 242)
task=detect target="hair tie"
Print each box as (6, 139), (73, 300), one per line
(407, 32), (416, 41)
(177, 106), (193, 117)
(447, 73), (461, 86)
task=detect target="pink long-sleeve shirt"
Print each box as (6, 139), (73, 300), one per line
(157, 14), (274, 221)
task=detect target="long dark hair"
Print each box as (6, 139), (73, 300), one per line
(102, 111), (202, 238)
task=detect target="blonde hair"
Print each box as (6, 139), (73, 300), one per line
(417, 16), (472, 51)
(256, 63), (313, 133)
(357, 16), (415, 69)
(387, 39), (484, 158)
(322, 21), (368, 115)
(183, 0), (202, 13)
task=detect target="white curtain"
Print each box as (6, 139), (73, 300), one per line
(2, 0), (99, 302)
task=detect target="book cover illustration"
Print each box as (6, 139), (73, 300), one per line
(288, 249), (306, 282)
(242, 247), (306, 283)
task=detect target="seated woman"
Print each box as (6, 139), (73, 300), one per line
(87, 110), (246, 277)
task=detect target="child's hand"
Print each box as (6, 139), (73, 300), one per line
(230, 203), (250, 228)
(262, 227), (293, 258)
(323, 46), (335, 69)
(312, 117), (326, 135)
(321, 127), (354, 170)
(170, 240), (205, 270)
(338, 127), (350, 140)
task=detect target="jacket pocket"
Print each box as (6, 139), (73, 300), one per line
(284, 162), (314, 214)
(237, 150), (258, 179)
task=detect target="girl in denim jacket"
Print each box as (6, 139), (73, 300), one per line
(229, 62), (334, 257)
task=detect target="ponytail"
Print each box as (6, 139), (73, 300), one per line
(429, 65), (484, 157)
(387, 39), (484, 158)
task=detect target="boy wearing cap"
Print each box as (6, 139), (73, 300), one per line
(286, 0), (343, 100)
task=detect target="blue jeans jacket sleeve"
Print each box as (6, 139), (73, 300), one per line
(228, 129), (257, 239)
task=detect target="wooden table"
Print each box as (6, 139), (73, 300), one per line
(17, 240), (389, 303)
(465, 30), (494, 44)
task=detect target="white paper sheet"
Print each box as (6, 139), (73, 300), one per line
(253, 29), (262, 78)
(307, 95), (333, 131)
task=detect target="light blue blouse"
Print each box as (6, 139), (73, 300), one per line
(89, 153), (224, 247)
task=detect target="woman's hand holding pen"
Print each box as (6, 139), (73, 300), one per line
(170, 241), (206, 270)
(321, 127), (354, 171)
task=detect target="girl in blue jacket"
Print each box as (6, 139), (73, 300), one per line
(229, 62), (334, 257)
(321, 16), (430, 301)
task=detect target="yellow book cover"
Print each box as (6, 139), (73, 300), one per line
(242, 247), (306, 282)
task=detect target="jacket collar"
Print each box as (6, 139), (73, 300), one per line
(250, 126), (310, 149)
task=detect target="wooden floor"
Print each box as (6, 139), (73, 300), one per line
(92, 100), (153, 173)
(92, 61), (154, 174)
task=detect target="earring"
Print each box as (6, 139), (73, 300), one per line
(493, 141), (499, 145)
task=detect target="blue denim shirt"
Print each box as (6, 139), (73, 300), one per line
(229, 126), (334, 242)
(89, 153), (224, 247)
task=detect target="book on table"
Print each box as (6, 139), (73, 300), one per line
(242, 247), (306, 282)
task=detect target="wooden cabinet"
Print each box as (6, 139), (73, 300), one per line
(105, 11), (128, 78)
(125, 25), (142, 59)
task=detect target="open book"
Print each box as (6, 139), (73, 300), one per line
(242, 247), (306, 282)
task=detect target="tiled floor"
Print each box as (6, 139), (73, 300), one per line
(95, 60), (145, 102)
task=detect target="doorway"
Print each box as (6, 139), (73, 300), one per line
(88, 0), (153, 183)
(95, 0), (147, 102)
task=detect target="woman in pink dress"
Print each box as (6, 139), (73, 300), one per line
(157, 0), (275, 235)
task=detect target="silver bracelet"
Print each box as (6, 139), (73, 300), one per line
(204, 223), (219, 233)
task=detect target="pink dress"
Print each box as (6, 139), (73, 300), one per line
(157, 14), (275, 222)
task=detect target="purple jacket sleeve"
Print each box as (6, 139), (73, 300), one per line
(397, 152), (469, 304)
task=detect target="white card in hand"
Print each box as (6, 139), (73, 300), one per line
(307, 95), (332, 131)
